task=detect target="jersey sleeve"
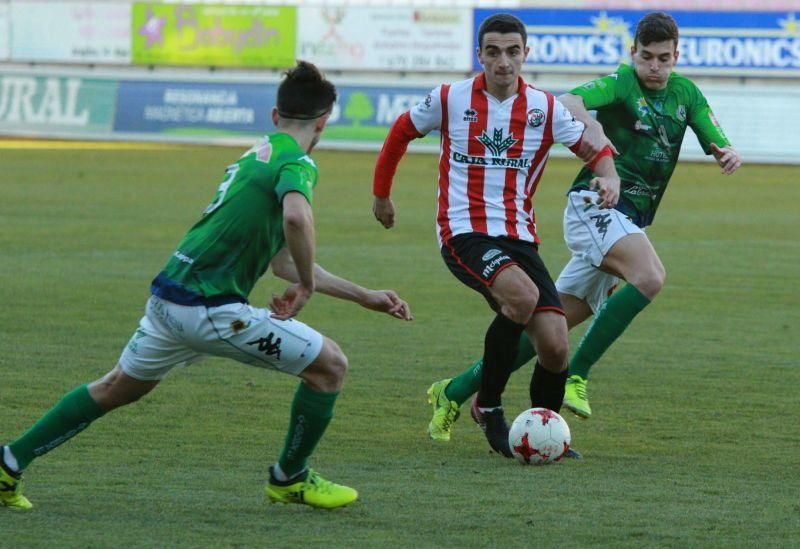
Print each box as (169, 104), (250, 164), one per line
(552, 98), (586, 147)
(275, 161), (315, 205)
(408, 85), (443, 135)
(570, 64), (635, 110)
(687, 84), (730, 155)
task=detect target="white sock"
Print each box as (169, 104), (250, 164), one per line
(3, 446), (20, 473)
(478, 406), (503, 413)
(271, 463), (290, 482)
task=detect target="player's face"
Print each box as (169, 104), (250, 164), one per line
(478, 32), (529, 94)
(631, 40), (679, 90)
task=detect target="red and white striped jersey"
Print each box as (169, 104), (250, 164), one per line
(409, 74), (585, 246)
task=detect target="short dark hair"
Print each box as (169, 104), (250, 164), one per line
(477, 13), (527, 50)
(276, 60), (337, 120)
(634, 12), (679, 48)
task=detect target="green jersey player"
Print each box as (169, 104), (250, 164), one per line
(1, 61), (412, 511)
(425, 11), (741, 440)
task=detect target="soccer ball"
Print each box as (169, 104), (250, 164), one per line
(508, 408), (571, 465)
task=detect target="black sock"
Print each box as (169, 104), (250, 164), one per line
(530, 361), (569, 412)
(478, 314), (527, 408)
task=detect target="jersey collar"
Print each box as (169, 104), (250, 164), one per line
(477, 73), (528, 99)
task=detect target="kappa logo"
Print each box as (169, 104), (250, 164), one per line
(526, 108), (545, 127)
(247, 332), (283, 360)
(463, 108), (478, 122)
(676, 104), (686, 122)
(477, 128), (518, 156)
(482, 249), (503, 261)
(590, 213), (612, 240)
(423, 94), (433, 110)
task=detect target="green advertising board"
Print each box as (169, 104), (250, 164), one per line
(132, 3), (296, 68)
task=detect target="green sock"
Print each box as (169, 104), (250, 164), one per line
(569, 283), (651, 380)
(444, 334), (536, 405)
(8, 384), (106, 471)
(278, 382), (339, 478)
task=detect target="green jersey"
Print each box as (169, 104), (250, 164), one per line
(152, 133), (317, 305)
(569, 63), (729, 227)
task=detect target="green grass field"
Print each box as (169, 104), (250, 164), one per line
(1, 143), (798, 547)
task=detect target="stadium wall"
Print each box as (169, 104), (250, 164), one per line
(0, 1), (798, 164)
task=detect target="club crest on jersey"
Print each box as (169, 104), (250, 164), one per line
(477, 128), (518, 156)
(463, 108), (478, 122)
(637, 97), (650, 116)
(676, 104), (686, 122)
(526, 108), (545, 127)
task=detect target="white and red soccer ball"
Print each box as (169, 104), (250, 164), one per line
(508, 408), (571, 465)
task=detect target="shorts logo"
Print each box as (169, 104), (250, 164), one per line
(590, 213), (612, 240)
(481, 249), (503, 261)
(482, 254), (511, 278)
(423, 94), (433, 110)
(526, 108), (545, 127)
(247, 332), (282, 360)
(463, 108), (478, 122)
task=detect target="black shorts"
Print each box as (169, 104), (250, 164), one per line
(441, 233), (564, 315)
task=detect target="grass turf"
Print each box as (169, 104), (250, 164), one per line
(1, 143), (798, 547)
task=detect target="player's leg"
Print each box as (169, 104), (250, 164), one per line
(556, 254), (618, 418)
(471, 264), (540, 457)
(206, 303), (357, 508)
(569, 233), (662, 378)
(265, 338), (358, 509)
(430, 286), (592, 437)
(2, 297), (185, 509)
(558, 191), (657, 418)
(525, 311), (569, 412)
(435, 235), (536, 455)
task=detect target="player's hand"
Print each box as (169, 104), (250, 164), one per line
(373, 196), (396, 229)
(360, 289), (413, 321)
(588, 175), (620, 209)
(578, 120), (619, 158)
(710, 143), (742, 175)
(270, 283), (313, 320)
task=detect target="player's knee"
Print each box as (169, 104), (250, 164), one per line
(307, 339), (348, 392)
(636, 263), (666, 299)
(500, 289), (539, 325)
(327, 344), (349, 383)
(537, 340), (569, 372)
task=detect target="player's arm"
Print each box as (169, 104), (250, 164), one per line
(558, 93), (618, 158)
(372, 112), (422, 228)
(585, 153), (620, 209)
(269, 191), (316, 320)
(689, 95), (742, 175)
(270, 247), (412, 321)
(552, 97), (620, 209)
(372, 87), (441, 229)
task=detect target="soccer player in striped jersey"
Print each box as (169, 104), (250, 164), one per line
(372, 13), (620, 457)
(425, 12), (742, 439)
(1, 61), (412, 511)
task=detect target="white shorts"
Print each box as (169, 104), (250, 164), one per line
(555, 190), (645, 313)
(119, 296), (324, 381)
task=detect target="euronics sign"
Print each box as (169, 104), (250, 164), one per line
(474, 9), (800, 77)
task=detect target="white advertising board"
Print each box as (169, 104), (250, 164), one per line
(0, 2), (9, 61)
(10, 1), (131, 64)
(298, 7), (472, 72)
